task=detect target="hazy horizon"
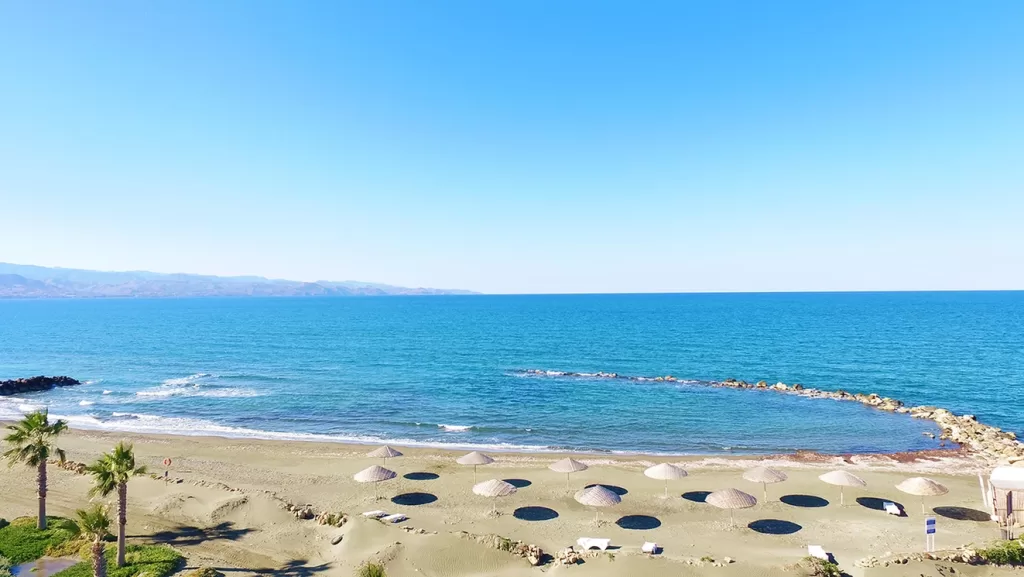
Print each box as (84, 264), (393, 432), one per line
(2, 2), (1022, 294)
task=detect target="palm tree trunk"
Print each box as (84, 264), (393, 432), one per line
(92, 540), (107, 577)
(117, 482), (127, 567)
(37, 460), (47, 530)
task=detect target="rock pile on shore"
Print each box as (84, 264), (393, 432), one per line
(522, 369), (1024, 463)
(855, 548), (983, 567)
(456, 532), (546, 566)
(0, 375), (80, 396)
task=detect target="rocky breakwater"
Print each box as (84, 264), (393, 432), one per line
(0, 375), (80, 396)
(521, 369), (1024, 463)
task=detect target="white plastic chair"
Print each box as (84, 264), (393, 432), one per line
(808, 545), (829, 561)
(576, 537), (611, 550)
(641, 542), (659, 554)
(884, 501), (902, 516)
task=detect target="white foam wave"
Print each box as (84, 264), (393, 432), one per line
(160, 373), (212, 386)
(45, 411), (550, 452)
(18, 403), (46, 413)
(102, 390), (112, 395)
(438, 424), (473, 432)
(78, 400), (95, 406)
(136, 387), (264, 399)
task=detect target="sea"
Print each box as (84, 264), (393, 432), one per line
(1, 292), (1021, 456)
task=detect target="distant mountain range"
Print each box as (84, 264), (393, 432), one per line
(0, 263), (478, 298)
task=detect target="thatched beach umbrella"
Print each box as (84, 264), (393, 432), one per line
(550, 458), (589, 490)
(367, 445), (403, 467)
(354, 465), (397, 500)
(574, 485), (621, 521)
(457, 451), (495, 483)
(896, 477), (949, 514)
(743, 466), (788, 502)
(819, 470), (866, 506)
(473, 479), (517, 514)
(706, 488), (757, 527)
(644, 463), (688, 498)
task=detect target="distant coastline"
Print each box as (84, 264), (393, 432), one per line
(0, 262), (477, 299)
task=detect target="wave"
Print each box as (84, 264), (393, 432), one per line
(160, 373), (213, 386)
(136, 387), (264, 399)
(78, 400), (95, 406)
(84, 379), (102, 385)
(102, 390), (112, 395)
(438, 424), (473, 432)
(47, 411), (552, 452)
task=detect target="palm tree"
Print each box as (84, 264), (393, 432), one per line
(3, 410), (68, 529)
(76, 504), (110, 577)
(87, 442), (147, 567)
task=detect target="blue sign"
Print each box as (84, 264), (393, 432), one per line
(926, 517), (936, 534)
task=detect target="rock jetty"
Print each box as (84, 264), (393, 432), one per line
(0, 375), (80, 396)
(521, 369), (1024, 463)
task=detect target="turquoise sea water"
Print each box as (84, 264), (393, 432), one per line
(1, 292), (1021, 455)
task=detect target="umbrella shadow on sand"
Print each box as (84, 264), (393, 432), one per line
(504, 478), (532, 488)
(615, 515), (661, 530)
(933, 506), (991, 521)
(403, 472), (440, 481)
(392, 492), (438, 506)
(682, 491), (711, 503)
(780, 494), (829, 508)
(857, 497), (905, 513)
(513, 506), (559, 521)
(747, 519), (802, 535)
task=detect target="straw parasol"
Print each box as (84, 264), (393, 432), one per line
(574, 485), (621, 521)
(457, 451), (495, 483)
(644, 463), (688, 498)
(706, 488), (757, 527)
(550, 458), (589, 490)
(819, 470), (866, 506)
(743, 466), (788, 502)
(354, 465), (397, 500)
(896, 477), (949, 514)
(367, 445), (403, 466)
(473, 479), (517, 514)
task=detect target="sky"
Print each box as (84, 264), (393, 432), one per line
(1, 1), (1022, 294)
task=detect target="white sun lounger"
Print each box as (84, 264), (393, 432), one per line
(883, 501), (902, 516)
(362, 510), (388, 519)
(382, 513), (408, 523)
(577, 537), (611, 551)
(641, 542), (659, 554)
(808, 545), (829, 561)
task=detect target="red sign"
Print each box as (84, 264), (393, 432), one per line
(163, 458), (172, 467)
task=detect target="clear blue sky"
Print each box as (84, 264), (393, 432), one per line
(1, 1), (1021, 293)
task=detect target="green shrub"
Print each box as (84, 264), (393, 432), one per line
(1, 554), (13, 577)
(0, 516), (80, 564)
(357, 561), (386, 577)
(803, 556), (842, 577)
(53, 544), (183, 577)
(978, 540), (1024, 565)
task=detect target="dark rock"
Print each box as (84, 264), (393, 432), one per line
(0, 375), (80, 396)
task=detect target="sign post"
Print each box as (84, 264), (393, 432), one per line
(162, 458), (172, 483)
(925, 516), (936, 552)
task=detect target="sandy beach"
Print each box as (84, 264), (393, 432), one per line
(0, 428), (1018, 577)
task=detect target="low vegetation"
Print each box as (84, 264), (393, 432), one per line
(0, 516), (80, 564)
(186, 568), (225, 577)
(53, 544), (183, 577)
(357, 561), (387, 577)
(978, 539), (1024, 566)
(1, 554), (13, 577)
(803, 556), (843, 577)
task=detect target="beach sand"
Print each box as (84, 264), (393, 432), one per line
(0, 428), (1017, 577)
